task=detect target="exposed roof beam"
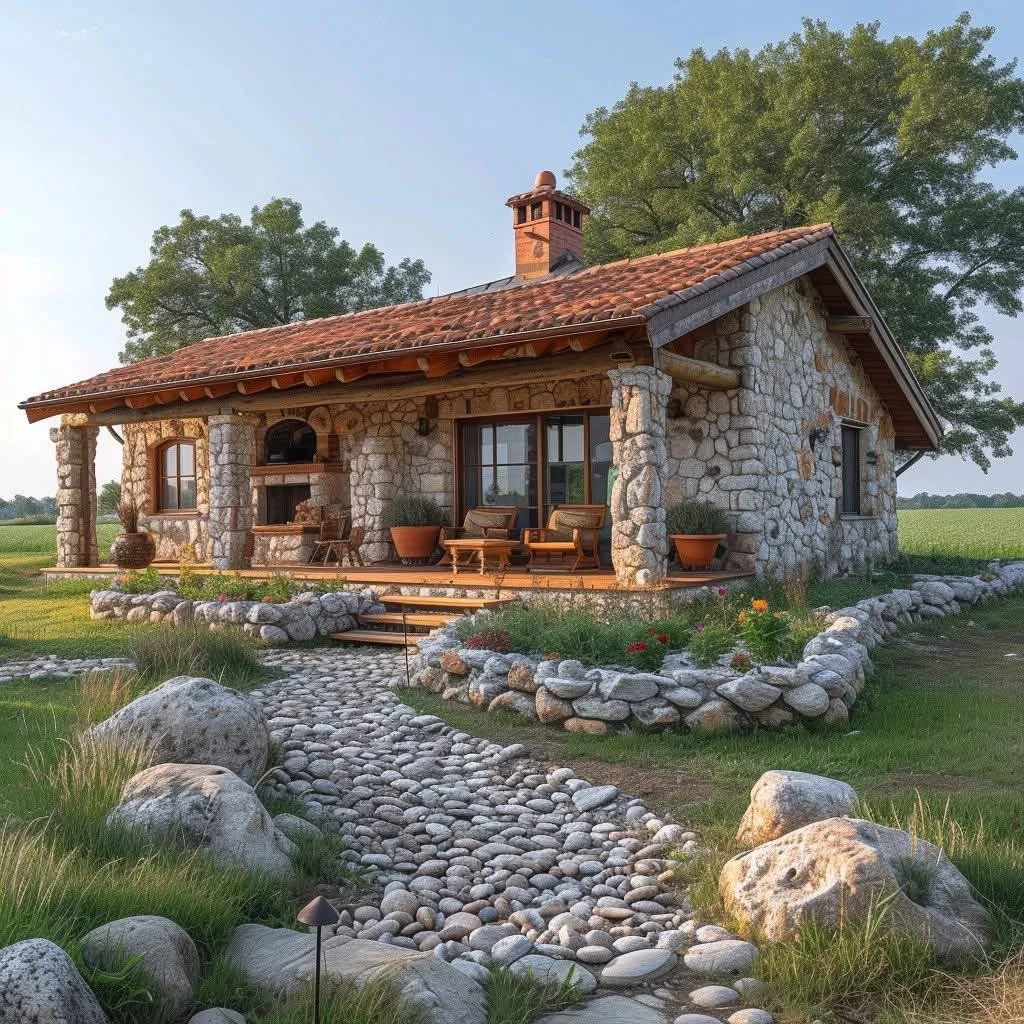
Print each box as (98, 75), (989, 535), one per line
(659, 350), (740, 390)
(826, 315), (873, 334)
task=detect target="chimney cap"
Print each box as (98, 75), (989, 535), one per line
(534, 170), (557, 191)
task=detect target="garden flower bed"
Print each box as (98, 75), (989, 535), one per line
(404, 562), (1024, 734)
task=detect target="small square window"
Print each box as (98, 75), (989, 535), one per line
(531, 202), (543, 220)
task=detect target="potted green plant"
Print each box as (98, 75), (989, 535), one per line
(109, 497), (157, 569)
(382, 497), (448, 562)
(666, 499), (730, 570)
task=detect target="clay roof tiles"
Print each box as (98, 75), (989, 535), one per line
(25, 225), (834, 406)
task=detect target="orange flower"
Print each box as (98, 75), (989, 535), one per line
(737, 611), (748, 624)
(751, 598), (769, 613)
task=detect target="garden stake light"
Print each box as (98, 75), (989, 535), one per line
(297, 895), (340, 1024)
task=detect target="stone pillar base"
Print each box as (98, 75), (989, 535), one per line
(51, 422), (99, 568)
(208, 415), (256, 570)
(608, 366), (672, 586)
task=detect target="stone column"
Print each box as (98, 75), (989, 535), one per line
(50, 421), (99, 568)
(351, 428), (404, 563)
(207, 414), (256, 569)
(608, 366), (672, 586)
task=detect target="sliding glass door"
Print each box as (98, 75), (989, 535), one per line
(459, 409), (612, 552)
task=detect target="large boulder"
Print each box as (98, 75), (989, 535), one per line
(88, 676), (269, 784)
(720, 817), (990, 961)
(0, 938), (108, 1023)
(80, 916), (198, 1016)
(225, 924), (486, 1024)
(736, 770), (858, 846)
(107, 764), (295, 879)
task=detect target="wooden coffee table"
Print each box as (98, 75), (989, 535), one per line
(442, 538), (516, 575)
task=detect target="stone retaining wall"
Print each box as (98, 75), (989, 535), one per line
(402, 562), (1024, 735)
(89, 588), (382, 644)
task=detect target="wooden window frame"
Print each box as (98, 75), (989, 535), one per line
(454, 406), (611, 527)
(152, 438), (198, 515)
(840, 422), (863, 517)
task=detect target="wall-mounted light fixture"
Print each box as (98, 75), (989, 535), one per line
(417, 397), (440, 437)
(808, 426), (830, 451)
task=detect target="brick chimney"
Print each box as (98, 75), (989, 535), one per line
(505, 170), (589, 279)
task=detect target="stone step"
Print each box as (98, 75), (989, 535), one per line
(329, 630), (419, 647)
(379, 594), (517, 611)
(357, 612), (455, 628)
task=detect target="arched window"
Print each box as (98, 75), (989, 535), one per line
(157, 440), (197, 511)
(264, 419), (317, 464)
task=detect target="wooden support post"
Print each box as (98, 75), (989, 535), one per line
(658, 349), (740, 389)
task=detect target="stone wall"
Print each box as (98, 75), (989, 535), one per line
(665, 278), (898, 578)
(51, 421), (98, 567)
(122, 418), (210, 562)
(404, 562), (1024, 734)
(89, 587), (381, 643)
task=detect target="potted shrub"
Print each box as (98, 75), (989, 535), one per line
(109, 498), (156, 569)
(666, 499), (729, 570)
(382, 497), (448, 562)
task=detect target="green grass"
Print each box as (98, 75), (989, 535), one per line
(406, 594), (1024, 1022)
(899, 508), (1024, 561)
(0, 522), (119, 555)
(482, 963), (585, 1024)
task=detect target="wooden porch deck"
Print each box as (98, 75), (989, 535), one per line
(44, 561), (751, 593)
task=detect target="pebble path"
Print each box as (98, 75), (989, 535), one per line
(0, 648), (771, 1023)
(254, 647), (770, 1024)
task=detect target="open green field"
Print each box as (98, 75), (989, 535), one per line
(0, 522), (118, 556)
(899, 507), (1024, 561)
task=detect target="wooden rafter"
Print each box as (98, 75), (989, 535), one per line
(659, 349), (740, 389)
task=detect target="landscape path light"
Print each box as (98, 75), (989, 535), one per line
(297, 894), (340, 1024)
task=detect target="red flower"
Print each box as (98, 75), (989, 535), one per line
(717, 586), (728, 598)
(626, 641), (648, 653)
(217, 593), (228, 601)
(655, 633), (670, 645)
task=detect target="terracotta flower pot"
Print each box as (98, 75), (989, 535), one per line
(670, 533), (727, 571)
(110, 530), (157, 569)
(390, 525), (441, 562)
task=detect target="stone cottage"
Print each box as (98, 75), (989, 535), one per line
(22, 171), (941, 586)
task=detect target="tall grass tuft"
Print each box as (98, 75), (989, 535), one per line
(130, 626), (264, 688)
(755, 902), (939, 1020)
(482, 963), (585, 1024)
(901, 951), (1024, 1024)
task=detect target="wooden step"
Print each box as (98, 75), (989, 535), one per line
(357, 611), (455, 628)
(379, 594), (516, 610)
(329, 630), (418, 647)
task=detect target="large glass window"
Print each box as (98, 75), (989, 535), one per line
(460, 419), (538, 533)
(459, 410), (611, 545)
(157, 441), (197, 511)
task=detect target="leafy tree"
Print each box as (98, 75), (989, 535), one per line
(569, 15), (1024, 470)
(108, 198), (431, 363)
(98, 480), (122, 517)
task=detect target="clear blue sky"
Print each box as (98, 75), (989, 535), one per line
(2, 0), (1022, 497)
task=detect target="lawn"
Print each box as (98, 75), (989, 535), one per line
(898, 507), (1024, 561)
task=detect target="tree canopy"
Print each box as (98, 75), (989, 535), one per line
(569, 15), (1024, 470)
(98, 480), (122, 517)
(108, 198), (431, 363)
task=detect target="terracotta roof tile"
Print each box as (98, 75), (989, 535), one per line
(24, 225), (833, 407)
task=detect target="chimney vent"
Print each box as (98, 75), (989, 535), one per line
(506, 171), (589, 280)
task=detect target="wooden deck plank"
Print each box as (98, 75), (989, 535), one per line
(357, 611), (454, 628)
(329, 630), (418, 646)
(379, 595), (518, 609)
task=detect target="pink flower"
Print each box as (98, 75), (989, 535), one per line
(717, 586), (727, 598)
(694, 622), (705, 632)
(217, 593), (228, 601)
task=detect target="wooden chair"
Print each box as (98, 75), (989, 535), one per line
(309, 514), (349, 564)
(522, 504), (606, 571)
(439, 506), (519, 565)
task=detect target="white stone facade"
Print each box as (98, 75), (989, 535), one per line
(208, 415), (256, 570)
